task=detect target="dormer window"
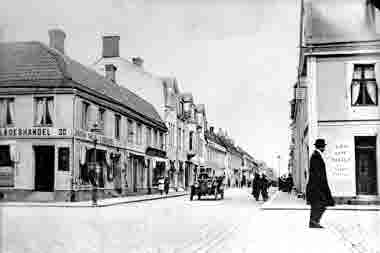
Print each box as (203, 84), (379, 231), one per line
(351, 64), (378, 106)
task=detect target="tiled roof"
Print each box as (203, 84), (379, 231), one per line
(304, 0), (380, 44)
(0, 41), (166, 129)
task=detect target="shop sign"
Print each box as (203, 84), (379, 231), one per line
(325, 142), (356, 196)
(74, 129), (114, 146)
(146, 147), (167, 158)
(0, 167), (13, 187)
(0, 127), (71, 138)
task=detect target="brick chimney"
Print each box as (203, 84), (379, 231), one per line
(102, 35), (120, 58)
(48, 29), (66, 54)
(105, 64), (117, 83)
(132, 57), (144, 67)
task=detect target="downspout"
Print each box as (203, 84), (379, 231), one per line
(71, 85), (77, 201)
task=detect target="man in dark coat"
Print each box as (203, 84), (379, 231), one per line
(251, 172), (260, 201)
(306, 138), (335, 228)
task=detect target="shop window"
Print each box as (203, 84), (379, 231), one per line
(81, 101), (90, 130)
(58, 147), (70, 171)
(351, 64), (378, 106)
(0, 98), (15, 127)
(34, 97), (54, 126)
(115, 114), (121, 140)
(0, 145), (11, 166)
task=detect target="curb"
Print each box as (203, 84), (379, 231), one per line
(0, 193), (188, 208)
(260, 207), (380, 211)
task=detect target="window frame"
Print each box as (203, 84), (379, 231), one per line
(34, 96), (54, 126)
(0, 97), (15, 127)
(81, 101), (90, 130)
(351, 64), (378, 106)
(114, 114), (121, 140)
(127, 119), (134, 144)
(98, 108), (106, 133)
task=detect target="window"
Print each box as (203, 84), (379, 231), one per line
(183, 128), (186, 151)
(0, 145), (11, 166)
(146, 127), (152, 146)
(189, 131), (194, 151)
(34, 97), (54, 126)
(137, 123), (142, 145)
(351, 64), (378, 106)
(58, 147), (70, 171)
(159, 132), (164, 150)
(127, 120), (134, 144)
(115, 115), (121, 139)
(0, 98), (15, 127)
(98, 108), (106, 132)
(153, 130), (158, 147)
(81, 102), (90, 130)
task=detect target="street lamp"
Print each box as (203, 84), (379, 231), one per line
(90, 122), (101, 206)
(277, 154), (281, 190)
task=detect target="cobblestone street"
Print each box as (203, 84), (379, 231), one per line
(3, 188), (378, 253)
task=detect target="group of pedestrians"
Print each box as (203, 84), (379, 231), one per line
(251, 171), (270, 201)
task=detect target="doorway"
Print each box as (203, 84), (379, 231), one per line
(355, 136), (378, 195)
(34, 146), (55, 192)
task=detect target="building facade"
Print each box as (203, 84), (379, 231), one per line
(205, 126), (227, 176)
(0, 30), (167, 201)
(292, 0), (380, 202)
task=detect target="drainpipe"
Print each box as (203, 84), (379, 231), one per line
(70, 90), (77, 202)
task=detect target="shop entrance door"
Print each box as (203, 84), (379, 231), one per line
(355, 136), (378, 195)
(34, 146), (55, 192)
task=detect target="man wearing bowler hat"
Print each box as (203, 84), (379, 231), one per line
(306, 138), (335, 228)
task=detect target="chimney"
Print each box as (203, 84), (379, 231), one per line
(105, 64), (117, 83)
(48, 29), (66, 54)
(102, 36), (120, 58)
(132, 57), (144, 67)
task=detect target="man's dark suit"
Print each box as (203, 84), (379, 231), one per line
(306, 149), (335, 225)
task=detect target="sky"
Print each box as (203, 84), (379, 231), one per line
(0, 0), (299, 175)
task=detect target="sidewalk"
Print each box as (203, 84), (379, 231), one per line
(261, 190), (380, 211)
(0, 191), (188, 208)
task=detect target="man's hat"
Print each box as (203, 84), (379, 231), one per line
(314, 138), (327, 147)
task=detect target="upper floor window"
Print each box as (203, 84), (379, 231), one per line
(34, 97), (53, 126)
(153, 130), (158, 147)
(136, 123), (142, 145)
(189, 131), (194, 151)
(178, 128), (182, 150)
(146, 127), (152, 146)
(159, 132), (164, 150)
(127, 119), (134, 144)
(81, 101), (90, 130)
(351, 64), (378, 106)
(115, 115), (121, 140)
(98, 108), (106, 132)
(0, 98), (15, 127)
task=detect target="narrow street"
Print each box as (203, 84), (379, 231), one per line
(2, 188), (357, 253)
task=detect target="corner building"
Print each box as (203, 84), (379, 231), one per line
(0, 30), (167, 201)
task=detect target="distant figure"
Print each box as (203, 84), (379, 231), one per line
(306, 139), (335, 229)
(158, 176), (165, 195)
(251, 172), (260, 201)
(164, 176), (170, 195)
(259, 172), (269, 201)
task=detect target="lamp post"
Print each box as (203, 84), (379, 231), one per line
(90, 122), (101, 206)
(277, 154), (281, 190)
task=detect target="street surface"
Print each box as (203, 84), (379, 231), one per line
(2, 188), (378, 253)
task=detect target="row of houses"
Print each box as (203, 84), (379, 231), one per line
(0, 29), (257, 201)
(290, 0), (380, 203)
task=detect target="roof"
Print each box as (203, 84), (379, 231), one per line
(304, 0), (380, 45)
(0, 41), (166, 130)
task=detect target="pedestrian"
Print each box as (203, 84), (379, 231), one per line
(158, 176), (165, 195)
(164, 176), (170, 195)
(286, 173), (294, 194)
(306, 138), (335, 228)
(259, 172), (269, 201)
(251, 172), (260, 201)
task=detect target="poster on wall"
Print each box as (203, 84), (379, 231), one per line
(324, 141), (356, 197)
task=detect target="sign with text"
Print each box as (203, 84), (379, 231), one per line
(0, 127), (72, 138)
(74, 129), (115, 146)
(325, 142), (356, 196)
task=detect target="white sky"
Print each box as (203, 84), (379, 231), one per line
(0, 0), (299, 174)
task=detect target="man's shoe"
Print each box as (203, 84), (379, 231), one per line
(309, 221), (324, 229)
